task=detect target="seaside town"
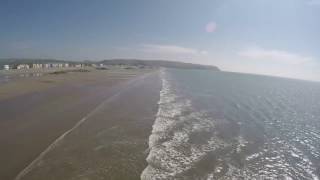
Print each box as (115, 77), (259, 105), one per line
(2, 63), (88, 70)
(0, 62), (151, 72)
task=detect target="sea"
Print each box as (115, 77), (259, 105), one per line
(142, 69), (320, 180)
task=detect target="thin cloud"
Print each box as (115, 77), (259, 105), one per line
(140, 44), (208, 55)
(307, 0), (320, 5)
(238, 47), (313, 65)
(200, 50), (208, 55)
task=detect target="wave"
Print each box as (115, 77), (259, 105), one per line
(141, 69), (229, 180)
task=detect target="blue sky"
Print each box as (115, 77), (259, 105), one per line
(0, 0), (319, 80)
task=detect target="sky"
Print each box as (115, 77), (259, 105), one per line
(0, 0), (319, 81)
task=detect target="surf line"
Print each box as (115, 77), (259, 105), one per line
(15, 72), (154, 180)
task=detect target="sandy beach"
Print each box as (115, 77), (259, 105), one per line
(0, 68), (160, 180)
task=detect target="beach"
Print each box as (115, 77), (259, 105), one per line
(0, 68), (161, 180)
(2, 67), (318, 180)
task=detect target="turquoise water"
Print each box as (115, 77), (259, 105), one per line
(143, 69), (320, 180)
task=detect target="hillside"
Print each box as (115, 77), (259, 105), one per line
(99, 59), (220, 70)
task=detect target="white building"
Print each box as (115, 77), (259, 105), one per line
(50, 64), (59, 68)
(17, 64), (30, 70)
(32, 64), (42, 69)
(75, 64), (82, 68)
(44, 64), (50, 68)
(4, 65), (9, 70)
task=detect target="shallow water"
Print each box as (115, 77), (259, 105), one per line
(143, 69), (320, 180)
(0, 74), (11, 85)
(0, 72), (44, 85)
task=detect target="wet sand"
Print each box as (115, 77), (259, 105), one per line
(0, 68), (160, 180)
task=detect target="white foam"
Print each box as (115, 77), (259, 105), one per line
(143, 70), (320, 180)
(141, 69), (228, 180)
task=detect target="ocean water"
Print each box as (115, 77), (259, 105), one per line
(142, 69), (320, 180)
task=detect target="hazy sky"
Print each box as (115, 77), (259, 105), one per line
(1, 0), (319, 81)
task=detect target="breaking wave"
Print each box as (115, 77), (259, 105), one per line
(141, 70), (229, 180)
(142, 69), (320, 180)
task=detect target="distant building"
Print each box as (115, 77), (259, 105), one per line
(32, 64), (42, 69)
(50, 64), (59, 68)
(44, 64), (50, 68)
(17, 64), (30, 70)
(63, 63), (69, 68)
(3, 65), (9, 70)
(75, 64), (82, 68)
